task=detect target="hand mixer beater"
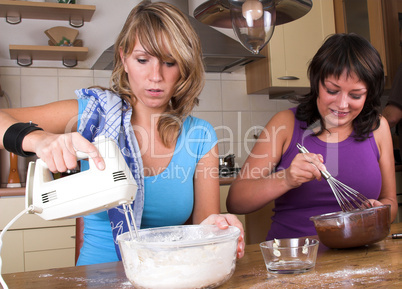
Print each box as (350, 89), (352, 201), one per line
(297, 143), (372, 212)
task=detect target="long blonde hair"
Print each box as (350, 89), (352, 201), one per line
(110, 1), (205, 146)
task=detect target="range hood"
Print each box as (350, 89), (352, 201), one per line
(92, 2), (265, 73)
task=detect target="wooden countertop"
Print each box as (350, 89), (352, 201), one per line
(0, 187), (25, 197)
(3, 223), (402, 288)
(219, 176), (236, 185)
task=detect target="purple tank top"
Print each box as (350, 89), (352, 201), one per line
(267, 107), (381, 240)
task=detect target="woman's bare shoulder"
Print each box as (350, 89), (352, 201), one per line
(265, 108), (296, 128)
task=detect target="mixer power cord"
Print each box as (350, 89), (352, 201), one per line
(0, 205), (40, 289)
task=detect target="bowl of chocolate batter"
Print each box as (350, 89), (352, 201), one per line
(310, 205), (391, 249)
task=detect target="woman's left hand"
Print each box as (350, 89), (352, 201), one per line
(369, 199), (383, 207)
(201, 213), (245, 259)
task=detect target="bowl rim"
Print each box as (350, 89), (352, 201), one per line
(117, 224), (241, 248)
(309, 204), (391, 221)
(259, 237), (319, 249)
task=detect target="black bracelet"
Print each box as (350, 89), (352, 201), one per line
(3, 122), (44, 157)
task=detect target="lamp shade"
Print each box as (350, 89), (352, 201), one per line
(229, 0), (276, 54)
(194, 0), (312, 28)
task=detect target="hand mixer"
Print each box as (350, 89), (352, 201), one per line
(297, 143), (372, 212)
(25, 136), (139, 238)
(0, 137), (139, 289)
(26, 136), (134, 214)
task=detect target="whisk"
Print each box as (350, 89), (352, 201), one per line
(296, 143), (372, 212)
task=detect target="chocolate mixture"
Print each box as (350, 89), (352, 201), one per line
(313, 206), (390, 248)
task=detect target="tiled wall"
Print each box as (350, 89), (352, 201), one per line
(192, 71), (296, 165)
(0, 66), (295, 185)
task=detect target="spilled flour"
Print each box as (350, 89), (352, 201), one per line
(36, 264), (394, 288)
(37, 273), (133, 288)
(248, 266), (393, 289)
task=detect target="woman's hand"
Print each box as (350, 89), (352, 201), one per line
(369, 199), (384, 207)
(26, 131), (105, 173)
(284, 152), (326, 189)
(201, 213), (245, 259)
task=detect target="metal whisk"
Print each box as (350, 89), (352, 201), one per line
(296, 143), (372, 212)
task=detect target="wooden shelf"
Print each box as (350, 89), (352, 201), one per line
(9, 45), (88, 67)
(0, 0), (95, 27)
(2, 1), (95, 66)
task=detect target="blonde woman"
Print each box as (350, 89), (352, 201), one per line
(0, 1), (244, 265)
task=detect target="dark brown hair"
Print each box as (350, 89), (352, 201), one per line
(296, 33), (384, 141)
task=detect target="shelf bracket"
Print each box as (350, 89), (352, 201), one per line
(62, 58), (77, 68)
(6, 14), (21, 25)
(16, 56), (32, 67)
(69, 17), (84, 28)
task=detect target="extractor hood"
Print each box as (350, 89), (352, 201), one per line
(92, 1), (265, 73)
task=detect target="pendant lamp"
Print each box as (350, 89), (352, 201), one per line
(230, 0), (276, 54)
(194, 0), (313, 54)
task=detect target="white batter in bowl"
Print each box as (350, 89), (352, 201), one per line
(117, 225), (240, 289)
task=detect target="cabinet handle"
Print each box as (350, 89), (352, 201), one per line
(277, 76), (299, 80)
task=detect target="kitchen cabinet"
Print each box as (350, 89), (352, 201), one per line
(382, 0), (402, 87)
(0, 0), (95, 67)
(0, 196), (75, 274)
(219, 185), (246, 240)
(220, 184), (275, 245)
(395, 171), (402, 223)
(244, 202), (274, 245)
(333, 0), (402, 88)
(245, 0), (336, 97)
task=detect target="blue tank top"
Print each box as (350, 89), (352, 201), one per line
(267, 107), (381, 240)
(76, 98), (217, 265)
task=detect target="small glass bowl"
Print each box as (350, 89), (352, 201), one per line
(260, 237), (319, 274)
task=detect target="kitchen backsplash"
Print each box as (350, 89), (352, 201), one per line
(0, 66), (295, 186)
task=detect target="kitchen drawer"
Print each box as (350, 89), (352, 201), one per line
(1, 230), (24, 274)
(0, 196), (75, 230)
(24, 248), (75, 272)
(23, 226), (75, 252)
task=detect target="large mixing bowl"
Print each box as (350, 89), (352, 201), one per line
(310, 205), (391, 249)
(117, 225), (240, 289)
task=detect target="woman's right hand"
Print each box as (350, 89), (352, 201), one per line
(24, 131), (105, 173)
(200, 214), (245, 259)
(284, 152), (326, 189)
